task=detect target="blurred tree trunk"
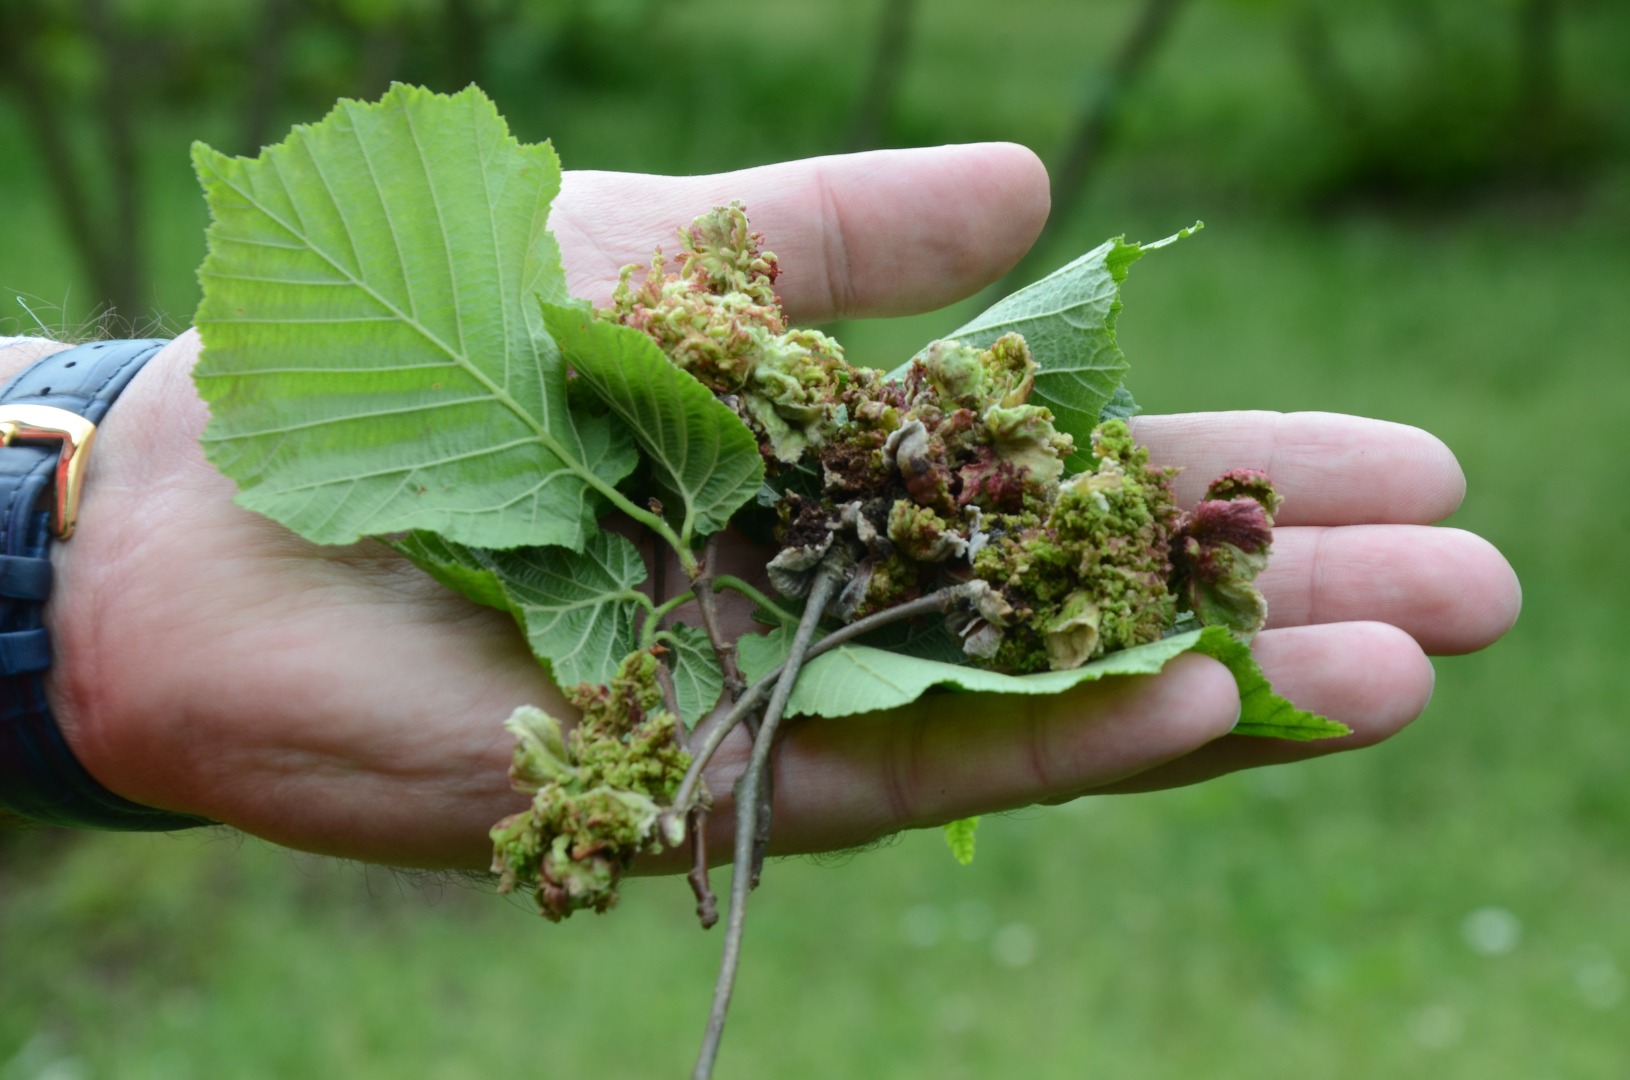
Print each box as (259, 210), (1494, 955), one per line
(0, 2), (147, 321)
(1402, 0), (1444, 56)
(1287, 1), (1364, 133)
(82, 0), (145, 322)
(1515, 0), (1560, 131)
(1051, 0), (1187, 225)
(441, 0), (488, 90)
(318, 3), (408, 100)
(242, 0), (296, 155)
(846, 0), (917, 150)
(1008, 0), (1186, 284)
(357, 26), (406, 99)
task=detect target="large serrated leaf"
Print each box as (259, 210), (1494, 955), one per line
(193, 84), (634, 549)
(545, 304), (764, 543)
(893, 225), (1198, 470)
(738, 625), (1347, 740)
(661, 623), (726, 730)
(394, 530), (650, 692)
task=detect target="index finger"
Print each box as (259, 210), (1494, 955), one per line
(1130, 411), (1468, 526)
(551, 143), (1050, 323)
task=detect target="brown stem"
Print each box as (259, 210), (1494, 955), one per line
(747, 584), (972, 885)
(686, 806), (718, 929)
(670, 677), (777, 819)
(693, 536), (745, 700)
(692, 568), (841, 1080)
(816, 583), (977, 649)
(654, 657), (682, 722)
(651, 526), (669, 611)
(668, 581), (976, 821)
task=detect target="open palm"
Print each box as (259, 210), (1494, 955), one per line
(34, 143), (1519, 869)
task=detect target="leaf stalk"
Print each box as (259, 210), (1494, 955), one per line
(641, 589), (697, 648)
(692, 537), (745, 700)
(712, 574), (799, 628)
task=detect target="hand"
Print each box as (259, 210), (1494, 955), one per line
(36, 143), (1519, 869)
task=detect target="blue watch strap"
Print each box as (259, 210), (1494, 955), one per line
(1, 339), (214, 831)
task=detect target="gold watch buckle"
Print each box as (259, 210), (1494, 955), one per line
(0, 405), (98, 539)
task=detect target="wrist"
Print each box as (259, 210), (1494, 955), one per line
(0, 335), (213, 829)
(50, 334), (218, 819)
(0, 338), (72, 380)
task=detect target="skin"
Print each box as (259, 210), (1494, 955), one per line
(6, 143), (1521, 870)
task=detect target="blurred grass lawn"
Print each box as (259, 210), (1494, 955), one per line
(2, 1), (1628, 1077)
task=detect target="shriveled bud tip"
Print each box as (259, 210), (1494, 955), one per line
(1043, 590), (1102, 671)
(504, 705), (575, 791)
(920, 339), (986, 408)
(1204, 468), (1282, 519)
(488, 651), (692, 921)
(982, 333), (1036, 407)
(679, 202), (780, 303)
(660, 810), (688, 850)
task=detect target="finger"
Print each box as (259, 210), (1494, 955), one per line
(1093, 622), (1435, 795)
(1130, 411), (1467, 526)
(691, 652), (1243, 858)
(551, 143), (1050, 322)
(1260, 525), (1521, 653)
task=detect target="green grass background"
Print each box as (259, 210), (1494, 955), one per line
(3, 1), (1628, 1077)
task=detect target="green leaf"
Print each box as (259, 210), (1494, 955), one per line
(740, 627), (1198, 715)
(943, 817), (978, 865)
(396, 532), (724, 728)
(895, 224), (1199, 470)
(387, 531), (509, 612)
(394, 530), (650, 692)
(1099, 384), (1141, 423)
(193, 83), (635, 549)
(738, 625), (1347, 740)
(660, 623), (725, 730)
(545, 304), (764, 543)
(1190, 630), (1350, 740)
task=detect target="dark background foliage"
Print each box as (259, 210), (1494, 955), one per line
(2, 1), (1627, 1077)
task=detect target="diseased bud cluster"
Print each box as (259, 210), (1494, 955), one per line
(767, 332), (1077, 631)
(491, 650), (690, 920)
(1170, 469), (1281, 634)
(602, 205), (1281, 675)
(602, 201), (857, 463)
(965, 421), (1182, 671)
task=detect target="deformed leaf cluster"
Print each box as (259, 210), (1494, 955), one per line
(190, 85), (1346, 933)
(492, 652), (690, 921)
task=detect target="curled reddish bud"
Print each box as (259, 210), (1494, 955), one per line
(1181, 498), (1274, 574)
(1170, 476), (1280, 636)
(957, 451), (1030, 513)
